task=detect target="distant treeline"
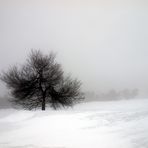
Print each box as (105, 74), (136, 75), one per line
(85, 89), (139, 101)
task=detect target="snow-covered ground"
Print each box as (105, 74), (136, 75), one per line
(0, 99), (148, 148)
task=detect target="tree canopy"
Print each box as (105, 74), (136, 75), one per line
(1, 50), (84, 110)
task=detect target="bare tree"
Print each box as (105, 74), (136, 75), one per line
(0, 50), (84, 110)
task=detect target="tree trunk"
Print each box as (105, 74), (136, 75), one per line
(42, 96), (46, 110)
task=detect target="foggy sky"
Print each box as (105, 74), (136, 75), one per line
(0, 0), (148, 96)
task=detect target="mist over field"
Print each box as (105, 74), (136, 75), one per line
(0, 0), (148, 97)
(0, 0), (148, 148)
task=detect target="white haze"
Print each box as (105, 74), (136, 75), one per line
(0, 0), (148, 96)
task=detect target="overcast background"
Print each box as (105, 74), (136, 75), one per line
(0, 0), (148, 97)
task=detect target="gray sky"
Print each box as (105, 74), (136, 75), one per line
(0, 0), (148, 96)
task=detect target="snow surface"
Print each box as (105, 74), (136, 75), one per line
(0, 99), (148, 148)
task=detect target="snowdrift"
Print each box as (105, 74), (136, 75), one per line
(0, 99), (148, 148)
